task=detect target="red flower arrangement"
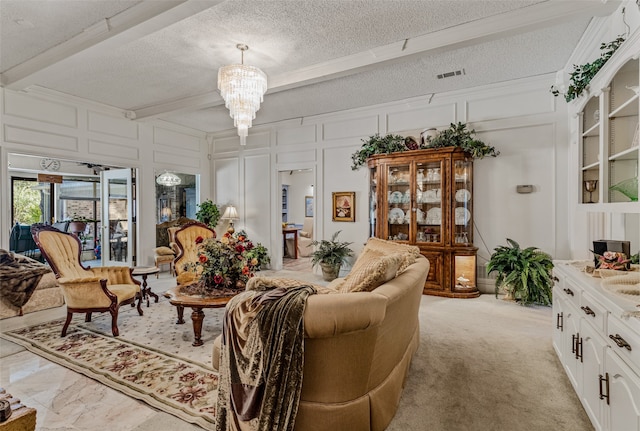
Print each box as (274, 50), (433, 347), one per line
(185, 230), (266, 293)
(593, 251), (631, 271)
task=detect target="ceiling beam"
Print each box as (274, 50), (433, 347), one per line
(1, 0), (222, 89)
(133, 0), (621, 120)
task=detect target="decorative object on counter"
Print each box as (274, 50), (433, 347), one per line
(592, 251), (631, 271)
(423, 122), (500, 159)
(195, 199), (221, 229)
(551, 35), (625, 102)
(609, 176), (638, 201)
(309, 230), (353, 281)
(420, 128), (438, 146)
(487, 238), (554, 305)
(583, 179), (598, 203)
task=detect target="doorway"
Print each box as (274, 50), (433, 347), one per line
(279, 168), (314, 272)
(8, 153), (134, 267)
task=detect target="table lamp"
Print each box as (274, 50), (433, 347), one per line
(222, 205), (239, 233)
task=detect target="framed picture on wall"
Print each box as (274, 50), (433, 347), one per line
(332, 192), (355, 222)
(305, 196), (313, 217)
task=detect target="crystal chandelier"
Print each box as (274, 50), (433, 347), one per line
(217, 44), (267, 145)
(156, 171), (181, 186)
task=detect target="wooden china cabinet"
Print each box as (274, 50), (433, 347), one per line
(368, 147), (479, 297)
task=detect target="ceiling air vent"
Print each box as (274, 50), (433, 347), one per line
(437, 69), (465, 79)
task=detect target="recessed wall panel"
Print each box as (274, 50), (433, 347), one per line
(88, 111), (138, 139)
(244, 154), (270, 247)
(153, 150), (201, 169)
(387, 104), (455, 132)
(277, 125), (316, 146)
(4, 91), (77, 128)
(467, 90), (552, 122)
(245, 131), (270, 149)
(88, 139), (139, 160)
(4, 125), (78, 151)
(323, 115), (378, 141)
(213, 136), (240, 154)
(154, 127), (201, 152)
(276, 149), (316, 165)
(214, 158), (239, 206)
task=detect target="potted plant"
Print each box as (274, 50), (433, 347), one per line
(67, 214), (91, 235)
(487, 238), (554, 306)
(309, 230), (354, 281)
(195, 199), (220, 229)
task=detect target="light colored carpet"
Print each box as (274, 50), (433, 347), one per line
(1, 270), (592, 430)
(388, 295), (592, 431)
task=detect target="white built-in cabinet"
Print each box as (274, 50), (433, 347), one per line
(553, 263), (640, 430)
(575, 31), (640, 211)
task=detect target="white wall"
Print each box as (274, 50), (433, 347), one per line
(211, 73), (570, 270)
(0, 87), (210, 266)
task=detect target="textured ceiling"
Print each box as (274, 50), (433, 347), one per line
(0, 0), (621, 134)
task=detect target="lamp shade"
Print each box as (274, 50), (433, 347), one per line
(222, 205), (239, 220)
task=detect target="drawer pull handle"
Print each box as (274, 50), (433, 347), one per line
(563, 288), (574, 296)
(556, 312), (563, 331)
(580, 306), (595, 317)
(599, 373), (610, 405)
(609, 334), (632, 351)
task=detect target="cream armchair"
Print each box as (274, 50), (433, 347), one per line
(31, 224), (142, 337)
(298, 217), (314, 257)
(173, 221), (216, 279)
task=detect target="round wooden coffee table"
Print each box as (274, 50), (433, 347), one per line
(164, 286), (236, 346)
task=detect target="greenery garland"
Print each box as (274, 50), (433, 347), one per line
(551, 35), (625, 103)
(350, 122), (499, 170)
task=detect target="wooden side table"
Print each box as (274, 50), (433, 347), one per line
(0, 391), (36, 431)
(164, 287), (235, 346)
(132, 266), (160, 307)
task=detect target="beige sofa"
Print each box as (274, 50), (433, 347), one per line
(213, 239), (429, 431)
(0, 250), (63, 319)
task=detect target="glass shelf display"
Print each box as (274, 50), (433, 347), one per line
(368, 147), (478, 298)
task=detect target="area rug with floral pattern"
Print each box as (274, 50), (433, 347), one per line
(0, 299), (225, 430)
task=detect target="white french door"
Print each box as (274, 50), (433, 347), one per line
(101, 168), (136, 266)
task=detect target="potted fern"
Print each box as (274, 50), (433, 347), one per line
(195, 199), (220, 230)
(487, 238), (554, 306)
(309, 231), (354, 281)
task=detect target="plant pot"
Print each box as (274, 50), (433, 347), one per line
(320, 262), (341, 281)
(68, 221), (87, 234)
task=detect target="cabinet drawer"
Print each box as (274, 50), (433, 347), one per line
(558, 278), (581, 309)
(608, 316), (640, 372)
(579, 291), (606, 332)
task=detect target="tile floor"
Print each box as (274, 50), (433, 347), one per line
(0, 267), (322, 431)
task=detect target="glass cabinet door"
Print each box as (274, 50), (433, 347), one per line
(386, 164), (411, 241)
(415, 160), (442, 244)
(453, 160), (472, 245)
(369, 166), (377, 238)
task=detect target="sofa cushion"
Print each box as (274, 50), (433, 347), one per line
(299, 230), (310, 238)
(364, 237), (421, 274)
(154, 246), (175, 256)
(338, 249), (404, 293)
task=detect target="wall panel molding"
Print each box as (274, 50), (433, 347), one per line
(4, 125), (78, 151)
(88, 111), (138, 139)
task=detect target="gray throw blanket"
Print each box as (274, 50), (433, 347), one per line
(0, 249), (51, 307)
(216, 283), (316, 431)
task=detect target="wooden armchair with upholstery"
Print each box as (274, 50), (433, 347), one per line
(173, 221), (216, 283)
(298, 217), (314, 257)
(31, 224), (142, 337)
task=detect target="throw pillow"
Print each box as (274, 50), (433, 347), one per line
(339, 250), (403, 293)
(364, 237), (421, 273)
(154, 246), (175, 256)
(299, 231), (310, 238)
